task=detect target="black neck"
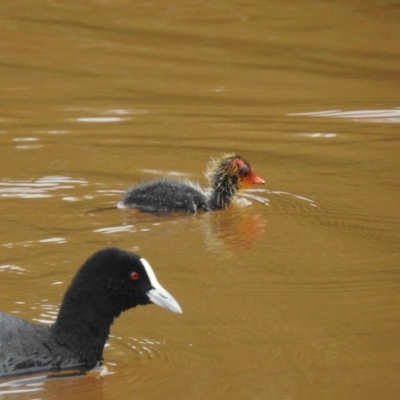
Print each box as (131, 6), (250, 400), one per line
(208, 175), (239, 209)
(50, 286), (120, 367)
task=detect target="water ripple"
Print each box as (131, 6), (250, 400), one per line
(104, 333), (191, 396)
(288, 107), (400, 123)
(3, 237), (66, 249)
(75, 117), (126, 123)
(93, 225), (136, 234)
(0, 176), (87, 199)
(0, 265), (25, 274)
(244, 188), (317, 208)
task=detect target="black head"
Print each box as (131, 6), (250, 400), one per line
(58, 248), (182, 322)
(48, 248), (181, 370)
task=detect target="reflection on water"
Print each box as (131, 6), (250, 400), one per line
(31, 300), (59, 325)
(203, 210), (266, 253)
(0, 176), (88, 199)
(116, 186), (315, 254)
(289, 108), (400, 123)
(0, 265), (25, 274)
(295, 133), (337, 138)
(93, 225), (136, 234)
(2, 237), (66, 249)
(0, 369), (105, 398)
(76, 117), (126, 123)
(117, 189), (276, 252)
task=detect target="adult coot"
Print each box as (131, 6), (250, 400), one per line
(118, 154), (265, 213)
(0, 248), (182, 378)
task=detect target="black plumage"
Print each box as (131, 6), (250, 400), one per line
(119, 154), (264, 213)
(0, 248), (181, 378)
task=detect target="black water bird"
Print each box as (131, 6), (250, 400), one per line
(0, 248), (182, 378)
(118, 154), (265, 213)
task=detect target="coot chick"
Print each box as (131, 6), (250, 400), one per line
(118, 154), (264, 213)
(0, 248), (182, 378)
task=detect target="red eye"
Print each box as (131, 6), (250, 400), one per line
(130, 272), (140, 281)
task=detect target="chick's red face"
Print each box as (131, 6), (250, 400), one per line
(233, 157), (265, 188)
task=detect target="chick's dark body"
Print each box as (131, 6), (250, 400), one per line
(121, 179), (209, 213)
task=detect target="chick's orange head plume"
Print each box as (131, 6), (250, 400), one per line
(232, 156), (265, 188)
(205, 153), (265, 189)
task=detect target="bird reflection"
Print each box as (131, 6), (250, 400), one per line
(119, 204), (266, 253)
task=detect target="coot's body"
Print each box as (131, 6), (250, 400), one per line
(0, 248), (182, 378)
(119, 154), (264, 213)
(119, 179), (209, 213)
(0, 313), (57, 375)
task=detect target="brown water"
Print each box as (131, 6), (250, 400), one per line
(0, 0), (399, 399)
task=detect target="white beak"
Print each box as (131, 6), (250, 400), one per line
(141, 258), (183, 314)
